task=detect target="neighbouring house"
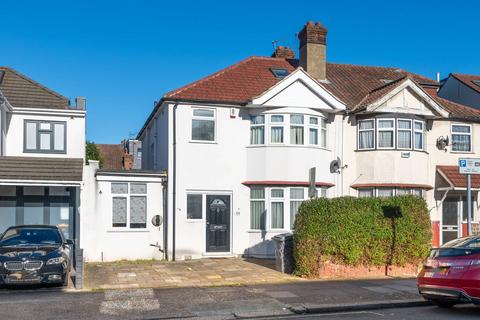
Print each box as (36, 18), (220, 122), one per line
(137, 21), (480, 261)
(0, 67), (164, 267)
(438, 73), (480, 109)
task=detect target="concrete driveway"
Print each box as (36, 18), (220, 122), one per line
(85, 258), (300, 290)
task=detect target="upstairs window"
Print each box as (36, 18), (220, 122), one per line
(309, 117), (319, 145)
(250, 115), (265, 145)
(358, 120), (374, 150)
(24, 120), (66, 153)
(191, 109), (215, 141)
(414, 121), (424, 150)
(290, 115), (304, 145)
(270, 115), (285, 143)
(397, 119), (412, 149)
(377, 119), (395, 149)
(451, 124), (472, 152)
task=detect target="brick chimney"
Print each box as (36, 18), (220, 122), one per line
(122, 148), (133, 171)
(298, 21), (327, 80)
(271, 46), (295, 59)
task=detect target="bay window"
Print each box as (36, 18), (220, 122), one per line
(397, 119), (412, 149)
(377, 119), (395, 149)
(358, 187), (425, 198)
(358, 120), (374, 150)
(321, 118), (327, 148)
(250, 115), (265, 145)
(451, 124), (472, 152)
(309, 117), (318, 145)
(24, 120), (66, 153)
(290, 115), (304, 145)
(191, 108), (215, 141)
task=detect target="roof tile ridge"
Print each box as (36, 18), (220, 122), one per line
(0, 66), (69, 103)
(164, 56), (261, 98)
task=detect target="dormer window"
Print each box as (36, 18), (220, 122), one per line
(24, 120), (66, 153)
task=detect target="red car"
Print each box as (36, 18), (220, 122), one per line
(418, 236), (480, 308)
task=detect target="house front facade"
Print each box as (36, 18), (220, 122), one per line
(138, 22), (480, 261)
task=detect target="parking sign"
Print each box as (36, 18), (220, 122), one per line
(459, 158), (480, 174)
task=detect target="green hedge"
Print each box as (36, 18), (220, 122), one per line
(293, 195), (432, 277)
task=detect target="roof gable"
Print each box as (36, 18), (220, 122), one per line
(360, 78), (449, 117)
(250, 68), (345, 111)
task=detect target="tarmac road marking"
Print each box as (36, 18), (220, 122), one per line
(100, 288), (160, 315)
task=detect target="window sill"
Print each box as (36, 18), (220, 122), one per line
(247, 145), (331, 151)
(107, 229), (150, 233)
(355, 149), (429, 155)
(189, 140), (217, 144)
(450, 151), (474, 154)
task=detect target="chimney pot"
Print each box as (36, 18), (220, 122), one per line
(298, 21), (328, 80)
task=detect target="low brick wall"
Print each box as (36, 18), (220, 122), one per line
(311, 261), (419, 279)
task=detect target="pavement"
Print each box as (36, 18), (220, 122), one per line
(0, 277), (436, 319)
(85, 258), (298, 290)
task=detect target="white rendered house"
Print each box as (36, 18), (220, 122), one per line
(138, 22), (480, 261)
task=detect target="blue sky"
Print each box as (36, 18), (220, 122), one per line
(1, 0), (478, 143)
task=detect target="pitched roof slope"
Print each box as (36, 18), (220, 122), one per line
(0, 66), (70, 109)
(97, 144), (124, 170)
(451, 73), (480, 94)
(0, 157), (83, 182)
(437, 165), (480, 189)
(161, 56), (480, 120)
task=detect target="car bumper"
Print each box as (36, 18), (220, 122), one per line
(418, 285), (480, 304)
(0, 265), (67, 285)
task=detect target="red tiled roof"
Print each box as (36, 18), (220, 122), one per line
(437, 165), (480, 188)
(242, 180), (335, 187)
(162, 56), (480, 120)
(97, 144), (124, 170)
(451, 73), (480, 94)
(351, 183), (433, 190)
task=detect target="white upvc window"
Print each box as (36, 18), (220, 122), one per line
(290, 115), (304, 145)
(451, 124), (472, 152)
(320, 118), (327, 148)
(358, 120), (375, 150)
(191, 108), (215, 142)
(377, 188), (394, 197)
(397, 119), (412, 149)
(377, 119), (395, 149)
(250, 115), (265, 145)
(270, 115), (285, 144)
(414, 120), (424, 151)
(358, 188), (374, 198)
(308, 117), (319, 146)
(270, 188), (285, 229)
(250, 188), (266, 230)
(290, 188), (304, 229)
(111, 182), (147, 229)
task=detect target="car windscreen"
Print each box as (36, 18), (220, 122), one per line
(0, 228), (62, 246)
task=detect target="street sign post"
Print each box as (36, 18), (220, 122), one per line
(458, 158), (480, 236)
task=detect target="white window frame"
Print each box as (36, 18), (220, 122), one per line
(451, 123), (472, 153)
(191, 108), (216, 143)
(413, 120), (425, 151)
(396, 119), (413, 150)
(270, 188), (286, 230)
(357, 119), (375, 150)
(320, 118), (328, 148)
(250, 115), (265, 145)
(308, 117), (319, 146)
(289, 114), (305, 145)
(269, 115), (285, 144)
(376, 118), (395, 150)
(111, 182), (148, 230)
(358, 188), (374, 198)
(250, 187), (266, 230)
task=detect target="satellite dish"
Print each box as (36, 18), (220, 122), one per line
(330, 157), (342, 173)
(436, 136), (449, 150)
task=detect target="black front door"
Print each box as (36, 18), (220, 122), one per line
(206, 195), (230, 252)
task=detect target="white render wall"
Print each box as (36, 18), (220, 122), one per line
(5, 108), (86, 159)
(81, 163), (165, 262)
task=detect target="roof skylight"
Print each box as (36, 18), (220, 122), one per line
(271, 68), (289, 79)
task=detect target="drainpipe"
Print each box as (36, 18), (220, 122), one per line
(172, 103), (178, 261)
(162, 175), (168, 260)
